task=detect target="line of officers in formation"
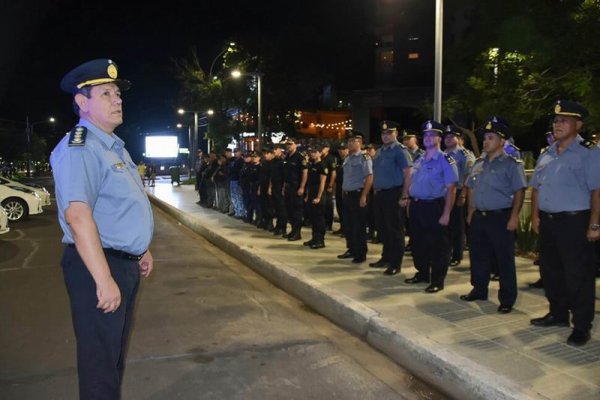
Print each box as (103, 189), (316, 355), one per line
(194, 99), (600, 347)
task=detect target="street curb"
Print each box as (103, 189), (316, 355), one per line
(149, 194), (540, 400)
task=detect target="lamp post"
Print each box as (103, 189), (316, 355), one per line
(178, 108), (199, 178)
(231, 69), (263, 145)
(25, 116), (55, 177)
(177, 123), (193, 175)
(433, 0), (444, 122)
(208, 42), (236, 80)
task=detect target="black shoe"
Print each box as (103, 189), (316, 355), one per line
(282, 231), (290, 238)
(352, 256), (366, 263)
(567, 329), (591, 347)
(303, 240), (315, 247)
(530, 313), (570, 327)
(369, 238), (380, 244)
(369, 258), (388, 268)
(405, 275), (429, 284)
(337, 251), (354, 259)
(383, 266), (400, 275)
(490, 273), (500, 281)
(310, 242), (326, 249)
(332, 229), (343, 235)
(404, 245), (412, 253)
(449, 259), (461, 267)
(424, 284), (444, 293)
(528, 279), (544, 289)
(459, 292), (487, 302)
(273, 228), (283, 236)
(288, 233), (302, 241)
(497, 304), (513, 314)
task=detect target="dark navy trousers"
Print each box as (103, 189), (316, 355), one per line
(468, 209), (517, 305)
(374, 187), (405, 267)
(62, 246), (140, 400)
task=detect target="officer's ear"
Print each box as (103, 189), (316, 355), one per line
(575, 119), (584, 132)
(74, 93), (89, 113)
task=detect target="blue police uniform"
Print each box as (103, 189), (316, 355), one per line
(464, 150), (527, 309)
(407, 120), (459, 290)
(51, 59), (153, 399)
(283, 141), (308, 240)
(341, 147), (373, 261)
(371, 129), (413, 273)
(530, 123), (600, 338)
(444, 125), (476, 265)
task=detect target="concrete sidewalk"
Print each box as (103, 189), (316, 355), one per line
(147, 181), (600, 400)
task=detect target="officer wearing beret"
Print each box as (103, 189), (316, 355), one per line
(444, 125), (476, 267)
(283, 138), (308, 241)
(529, 100), (600, 346)
(460, 118), (527, 313)
(50, 59), (154, 398)
(402, 129), (425, 162)
(405, 120), (459, 292)
(337, 134), (373, 263)
(369, 121), (413, 275)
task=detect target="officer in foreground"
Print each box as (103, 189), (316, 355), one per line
(405, 120), (458, 293)
(370, 121), (412, 275)
(529, 100), (600, 346)
(283, 138), (308, 241)
(337, 134), (373, 263)
(51, 59), (154, 398)
(461, 117), (527, 313)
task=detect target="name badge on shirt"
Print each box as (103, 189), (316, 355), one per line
(112, 162), (126, 172)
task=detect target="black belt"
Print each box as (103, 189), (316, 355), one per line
(475, 208), (511, 216)
(411, 197), (444, 203)
(540, 210), (589, 220)
(343, 189), (363, 195)
(375, 186), (402, 193)
(67, 244), (145, 261)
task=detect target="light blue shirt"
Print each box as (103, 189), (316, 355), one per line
(466, 153), (527, 210)
(409, 149), (459, 199)
(342, 151), (372, 191)
(445, 146), (475, 189)
(530, 136), (600, 213)
(372, 141), (412, 190)
(50, 119), (154, 255)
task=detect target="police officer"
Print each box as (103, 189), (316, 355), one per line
(320, 142), (337, 231)
(402, 129), (424, 162)
(405, 120), (459, 293)
(283, 139), (308, 241)
(304, 146), (329, 249)
(460, 118), (527, 313)
(337, 134), (373, 263)
(333, 143), (349, 236)
(529, 100), (600, 346)
(370, 121), (412, 275)
(444, 125), (476, 266)
(51, 59), (154, 399)
(365, 143), (379, 243)
(258, 147), (275, 230)
(270, 143), (287, 235)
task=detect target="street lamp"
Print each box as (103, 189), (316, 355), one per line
(208, 42), (236, 80)
(433, 0), (444, 122)
(178, 108), (200, 178)
(26, 116), (55, 177)
(231, 69), (263, 145)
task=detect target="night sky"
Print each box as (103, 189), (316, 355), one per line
(1, 0), (373, 155)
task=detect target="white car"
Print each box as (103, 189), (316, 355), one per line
(0, 177), (51, 206)
(0, 206), (9, 234)
(0, 184), (43, 222)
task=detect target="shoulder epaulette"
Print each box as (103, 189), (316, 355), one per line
(508, 155), (523, 163)
(509, 143), (520, 151)
(540, 146), (549, 154)
(459, 148), (469, 156)
(580, 139), (595, 149)
(68, 126), (87, 147)
(444, 154), (456, 165)
(398, 142), (407, 149)
(362, 153), (371, 160)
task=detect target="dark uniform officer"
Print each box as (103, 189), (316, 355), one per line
(333, 143), (349, 235)
(320, 142), (337, 231)
(245, 152), (261, 224)
(258, 147), (275, 230)
(460, 118), (527, 313)
(444, 125), (476, 266)
(405, 120), (459, 293)
(370, 121), (413, 275)
(270, 143), (287, 235)
(338, 134), (373, 262)
(283, 139), (308, 241)
(365, 143), (378, 242)
(529, 100), (600, 346)
(51, 59), (154, 399)
(402, 129), (424, 162)
(304, 146), (329, 248)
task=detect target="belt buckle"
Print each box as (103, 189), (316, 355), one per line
(481, 211), (487, 216)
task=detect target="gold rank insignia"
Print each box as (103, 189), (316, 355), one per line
(486, 122), (492, 130)
(426, 121), (432, 130)
(68, 126), (87, 146)
(107, 63), (118, 79)
(554, 102), (562, 114)
(382, 123), (388, 130)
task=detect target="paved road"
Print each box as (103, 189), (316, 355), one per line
(0, 200), (445, 399)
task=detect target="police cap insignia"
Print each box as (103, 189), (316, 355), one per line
(60, 59), (131, 94)
(426, 122), (432, 130)
(486, 122), (492, 130)
(444, 154), (456, 164)
(68, 126), (87, 146)
(550, 99), (589, 119)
